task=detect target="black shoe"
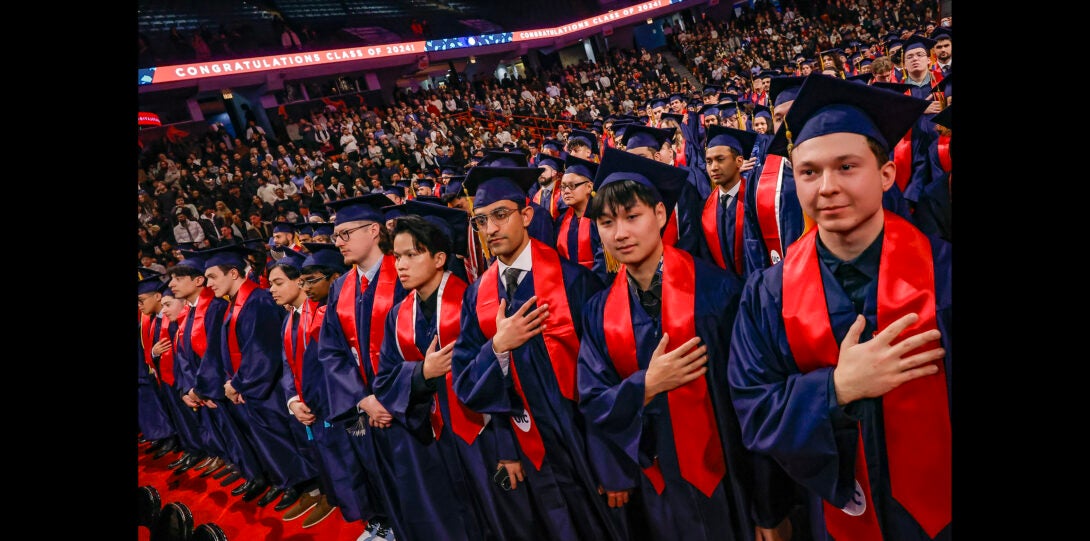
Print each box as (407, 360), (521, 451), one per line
(211, 463), (235, 480)
(273, 488), (301, 512)
(153, 438), (179, 459)
(242, 479), (269, 502)
(219, 470), (243, 487)
(173, 453), (203, 475)
(231, 480), (254, 496)
(167, 452), (191, 469)
(144, 439), (166, 454)
(255, 487), (283, 507)
(137, 435), (148, 444)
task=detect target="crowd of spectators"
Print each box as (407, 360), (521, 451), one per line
(138, 0), (945, 271)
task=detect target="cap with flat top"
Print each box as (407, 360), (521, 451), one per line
(301, 242), (349, 273)
(324, 193), (395, 226)
(563, 154), (599, 181)
(479, 150), (529, 168)
(567, 129), (599, 155)
(767, 73), (930, 157)
(769, 76), (807, 107)
(621, 124), (676, 151)
(705, 125), (757, 159)
(390, 199), (469, 257)
(463, 166), (543, 208)
(589, 147), (688, 218)
(535, 154), (564, 173)
(196, 243), (253, 271)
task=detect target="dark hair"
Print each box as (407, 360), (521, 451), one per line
(301, 264), (343, 278)
(267, 260), (302, 279)
(168, 264), (205, 280)
(391, 215), (451, 261)
(585, 179), (662, 220)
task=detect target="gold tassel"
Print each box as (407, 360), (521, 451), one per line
(463, 185), (491, 259)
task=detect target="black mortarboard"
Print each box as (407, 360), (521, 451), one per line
(480, 150), (529, 168)
(293, 222), (314, 236)
(312, 222), (334, 237)
(621, 124), (676, 151)
(272, 222), (295, 234)
(668, 93), (684, 104)
(650, 97), (667, 109)
(415, 195), (444, 205)
(872, 81), (913, 94)
(272, 247), (308, 271)
(931, 27), (952, 40)
(301, 242), (349, 273)
(567, 129), (599, 155)
(698, 103), (722, 118)
(705, 125), (757, 159)
(395, 199), (469, 257)
(542, 139), (563, 153)
(563, 154), (599, 181)
(324, 193), (394, 226)
(591, 147), (688, 215)
(902, 34), (936, 54)
(770, 76), (807, 107)
(767, 73), (929, 157)
(463, 166), (543, 207)
(752, 104), (772, 122)
(384, 204), (409, 221)
(198, 243), (252, 271)
(137, 274), (166, 295)
(535, 154), (564, 173)
(702, 85), (721, 96)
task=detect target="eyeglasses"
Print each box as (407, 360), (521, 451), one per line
(297, 275), (328, 287)
(904, 52), (928, 60)
(559, 180), (591, 192)
(331, 222), (376, 242)
(470, 207), (519, 231)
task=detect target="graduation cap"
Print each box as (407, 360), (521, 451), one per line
(705, 125), (757, 159)
(688, 97), (705, 108)
(702, 84), (722, 96)
(395, 180), (413, 189)
(770, 76), (807, 107)
(301, 242), (349, 274)
(767, 73), (929, 157)
(717, 92), (737, 103)
(241, 238), (268, 254)
(668, 93), (685, 104)
(172, 250), (206, 272)
(757, 69), (780, 79)
(752, 104), (772, 122)
(293, 222), (314, 236)
(541, 139), (564, 153)
(197, 243), (253, 271)
(612, 121), (636, 139)
(463, 166), (544, 208)
(650, 98), (667, 109)
(416, 179), (435, 189)
(931, 26), (952, 40)
(440, 166), (461, 176)
(272, 221), (295, 234)
(311, 222), (334, 238)
(858, 58), (873, 69)
(501, 141), (517, 151)
(271, 247), (308, 271)
(480, 150), (529, 168)
(931, 103), (952, 130)
(847, 73), (874, 85)
(589, 147), (688, 217)
(415, 195), (444, 205)
(137, 274), (167, 295)
(902, 34), (936, 55)
(324, 193), (395, 226)
(535, 153), (564, 173)
(440, 175), (468, 203)
(621, 124), (675, 151)
(563, 153), (599, 181)
(659, 112), (684, 126)
(698, 103), (722, 118)
(384, 204), (409, 222)
(871, 81), (913, 94)
(395, 199), (469, 257)
(567, 129), (599, 155)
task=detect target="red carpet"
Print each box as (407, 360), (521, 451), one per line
(138, 442), (366, 540)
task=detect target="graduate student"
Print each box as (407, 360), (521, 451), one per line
(575, 149), (797, 541)
(451, 165), (620, 541)
(728, 74), (951, 541)
(372, 211), (492, 541)
(138, 273), (179, 459)
(701, 125), (758, 279)
(167, 252), (230, 479)
(315, 193), (410, 541)
(554, 154), (613, 284)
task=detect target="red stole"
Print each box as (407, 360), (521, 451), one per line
(533, 183), (562, 220)
(937, 133), (952, 173)
(157, 315), (176, 386)
(556, 208), (593, 269)
(755, 154), (786, 262)
(602, 246), (725, 497)
(395, 273), (486, 444)
(475, 239), (580, 469)
(140, 313), (156, 379)
(335, 256), (399, 385)
(673, 136), (688, 167)
(190, 287), (216, 358)
(285, 299), (317, 398)
(661, 204), (680, 247)
(782, 214), (951, 539)
(701, 183), (745, 274)
(226, 279), (257, 373)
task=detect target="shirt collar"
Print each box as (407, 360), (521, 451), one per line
(816, 230), (883, 281)
(718, 182), (741, 199)
(626, 256), (664, 295)
(497, 240), (533, 276)
(361, 257), (384, 285)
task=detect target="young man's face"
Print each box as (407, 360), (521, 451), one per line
(332, 220), (379, 266)
(791, 132), (894, 238)
(473, 199), (532, 261)
(268, 266), (302, 307)
(705, 146), (742, 188)
(137, 292), (162, 316)
(559, 173), (593, 207)
(169, 274), (202, 300)
(595, 198), (667, 267)
(392, 232), (446, 292)
(160, 296), (186, 322)
(203, 266), (236, 298)
(300, 271), (334, 303)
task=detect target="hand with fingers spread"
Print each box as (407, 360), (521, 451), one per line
(492, 296), (550, 354)
(358, 394), (393, 428)
(643, 333), (708, 405)
(151, 337), (173, 357)
(833, 313), (946, 406)
(422, 335), (455, 379)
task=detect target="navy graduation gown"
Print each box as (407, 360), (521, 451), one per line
(672, 181), (710, 261)
(554, 210), (612, 285)
(577, 257), (765, 541)
(315, 263), (409, 524)
(137, 324), (175, 441)
(155, 317), (205, 456)
(727, 234), (953, 541)
(174, 296), (230, 459)
(452, 256), (622, 541)
(222, 287), (319, 488)
(372, 289), (487, 541)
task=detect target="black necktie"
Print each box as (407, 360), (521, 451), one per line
(541, 188), (551, 206)
(503, 267), (520, 303)
(834, 263), (870, 314)
(290, 310), (300, 352)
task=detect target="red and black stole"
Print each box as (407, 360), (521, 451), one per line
(602, 245), (725, 497)
(475, 239), (580, 469)
(782, 213), (950, 539)
(556, 208), (593, 270)
(395, 273), (486, 443)
(701, 183), (745, 275)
